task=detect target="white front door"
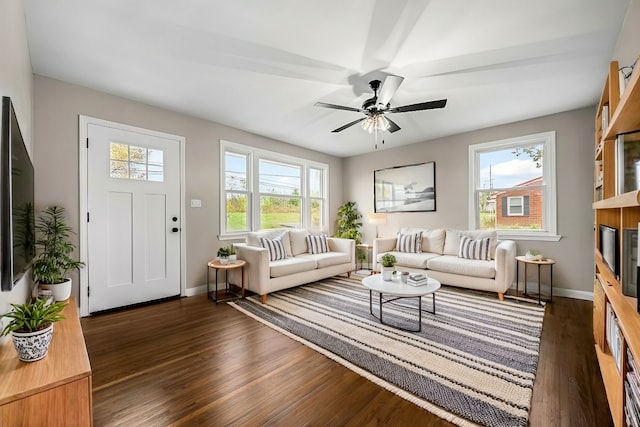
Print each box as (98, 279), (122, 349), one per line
(85, 121), (183, 313)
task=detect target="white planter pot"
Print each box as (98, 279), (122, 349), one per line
(39, 278), (72, 301)
(229, 254), (237, 263)
(219, 257), (229, 265)
(12, 324), (54, 362)
(381, 267), (394, 281)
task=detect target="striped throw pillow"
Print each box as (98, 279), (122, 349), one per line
(458, 236), (491, 260)
(396, 232), (422, 253)
(306, 234), (329, 254)
(259, 236), (286, 261)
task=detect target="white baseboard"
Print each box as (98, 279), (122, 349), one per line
(185, 284), (208, 297)
(512, 281), (593, 301)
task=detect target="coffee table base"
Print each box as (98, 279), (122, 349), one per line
(369, 290), (436, 332)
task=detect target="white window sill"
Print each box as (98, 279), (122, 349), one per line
(497, 233), (562, 242)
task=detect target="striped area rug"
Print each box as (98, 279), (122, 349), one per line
(229, 276), (546, 427)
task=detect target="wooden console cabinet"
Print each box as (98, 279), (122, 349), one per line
(0, 298), (92, 426)
(593, 59), (640, 427)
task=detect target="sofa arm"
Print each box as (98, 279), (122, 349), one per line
(231, 243), (271, 296)
(328, 237), (355, 257)
(372, 237), (396, 272)
(494, 240), (516, 293)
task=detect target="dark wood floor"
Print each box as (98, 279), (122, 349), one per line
(81, 289), (613, 426)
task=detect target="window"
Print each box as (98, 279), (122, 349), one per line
(507, 196), (525, 216)
(468, 131), (559, 241)
(221, 141), (328, 237)
(110, 142), (164, 182)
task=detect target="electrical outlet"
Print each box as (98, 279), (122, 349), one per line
(190, 199), (202, 208)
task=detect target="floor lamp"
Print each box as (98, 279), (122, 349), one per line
(367, 213), (387, 238)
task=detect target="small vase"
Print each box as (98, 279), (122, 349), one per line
(381, 267), (394, 281)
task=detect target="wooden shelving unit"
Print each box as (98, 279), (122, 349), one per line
(593, 59), (640, 427)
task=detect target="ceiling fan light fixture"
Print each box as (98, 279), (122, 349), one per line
(361, 114), (390, 133)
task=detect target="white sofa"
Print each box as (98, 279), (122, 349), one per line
(373, 228), (516, 300)
(231, 228), (356, 303)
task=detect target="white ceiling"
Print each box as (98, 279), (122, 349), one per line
(23, 0), (631, 157)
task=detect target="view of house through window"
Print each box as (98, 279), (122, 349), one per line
(470, 131), (556, 239)
(221, 141), (328, 236)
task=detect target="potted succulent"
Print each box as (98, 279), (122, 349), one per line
(1, 299), (67, 362)
(228, 245), (237, 263)
(31, 206), (86, 301)
(380, 253), (396, 281)
(217, 246), (231, 265)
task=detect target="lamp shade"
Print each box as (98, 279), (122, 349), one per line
(367, 213), (387, 225)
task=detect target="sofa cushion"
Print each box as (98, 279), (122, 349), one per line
(306, 234), (329, 254)
(400, 227), (445, 254)
(458, 236), (491, 261)
(427, 255), (495, 279)
(444, 229), (498, 259)
(247, 229), (292, 257)
(269, 257), (318, 277)
(298, 251), (351, 268)
(289, 229), (310, 256)
(396, 232), (422, 253)
(376, 251), (439, 269)
(259, 236), (286, 261)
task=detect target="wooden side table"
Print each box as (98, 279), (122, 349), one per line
(207, 259), (246, 303)
(515, 255), (555, 304)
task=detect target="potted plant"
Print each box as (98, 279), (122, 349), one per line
(334, 201), (366, 264)
(31, 206), (85, 301)
(525, 249), (543, 261)
(381, 253), (396, 281)
(217, 246), (231, 265)
(228, 245), (237, 262)
(1, 299), (67, 362)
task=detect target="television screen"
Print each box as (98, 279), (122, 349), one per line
(1, 97), (35, 291)
(600, 224), (619, 277)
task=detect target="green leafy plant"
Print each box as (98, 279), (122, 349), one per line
(228, 245), (236, 255)
(31, 206), (85, 285)
(528, 249), (541, 256)
(381, 253), (396, 268)
(334, 201), (366, 261)
(217, 247), (231, 257)
(1, 299), (67, 335)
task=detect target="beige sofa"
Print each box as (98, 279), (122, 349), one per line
(231, 228), (355, 303)
(373, 228), (516, 300)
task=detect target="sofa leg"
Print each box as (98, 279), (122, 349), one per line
(261, 294), (267, 304)
(347, 271), (352, 278)
(498, 292), (504, 301)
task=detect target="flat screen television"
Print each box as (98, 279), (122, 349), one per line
(1, 96), (35, 291)
(599, 224), (619, 278)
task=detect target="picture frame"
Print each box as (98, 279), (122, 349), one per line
(374, 161), (435, 213)
(623, 228), (638, 298)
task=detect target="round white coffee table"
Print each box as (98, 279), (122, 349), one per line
(361, 274), (441, 332)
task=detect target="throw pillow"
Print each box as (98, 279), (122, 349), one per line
(259, 236), (286, 261)
(458, 236), (491, 261)
(396, 232), (422, 253)
(306, 234), (329, 254)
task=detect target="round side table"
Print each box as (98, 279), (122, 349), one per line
(515, 255), (555, 304)
(207, 259), (246, 303)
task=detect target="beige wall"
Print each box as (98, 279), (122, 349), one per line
(343, 108), (595, 297)
(613, 0), (640, 66)
(0, 0), (34, 312)
(33, 76), (343, 299)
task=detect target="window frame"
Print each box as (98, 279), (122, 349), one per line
(220, 140), (329, 239)
(468, 131), (560, 241)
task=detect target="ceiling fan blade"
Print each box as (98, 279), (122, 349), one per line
(332, 117), (366, 133)
(386, 117), (401, 133)
(377, 75), (404, 106)
(314, 102), (362, 113)
(388, 99), (447, 114)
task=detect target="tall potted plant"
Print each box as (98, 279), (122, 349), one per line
(334, 201), (366, 263)
(31, 206), (85, 301)
(1, 299), (67, 362)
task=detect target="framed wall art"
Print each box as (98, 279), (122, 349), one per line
(374, 161), (435, 213)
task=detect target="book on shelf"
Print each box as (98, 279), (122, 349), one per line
(602, 105), (609, 136)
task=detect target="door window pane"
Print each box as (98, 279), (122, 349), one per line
(109, 142), (164, 182)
